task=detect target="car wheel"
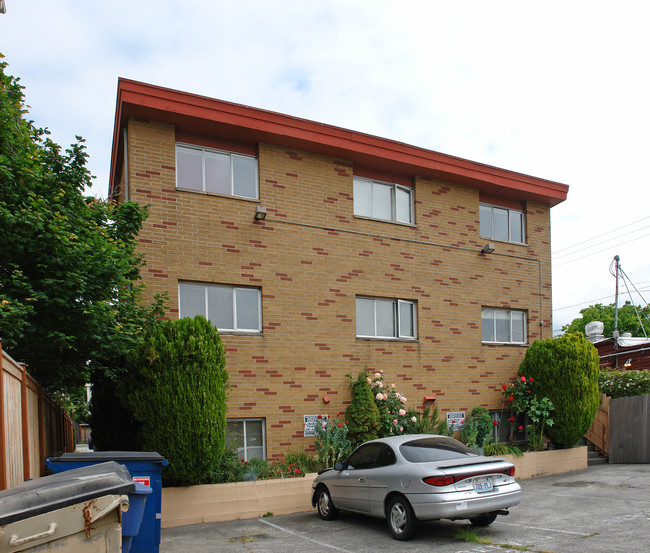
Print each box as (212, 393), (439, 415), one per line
(469, 511), (499, 527)
(316, 486), (339, 520)
(387, 496), (416, 540)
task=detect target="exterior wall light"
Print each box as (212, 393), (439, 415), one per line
(481, 242), (496, 254)
(254, 205), (267, 221)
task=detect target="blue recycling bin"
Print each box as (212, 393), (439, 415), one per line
(46, 452), (168, 553)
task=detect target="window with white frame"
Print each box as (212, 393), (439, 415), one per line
(481, 308), (526, 344)
(176, 143), (258, 199)
(479, 203), (525, 244)
(356, 297), (417, 339)
(179, 282), (261, 333)
(353, 177), (413, 224)
(226, 418), (266, 461)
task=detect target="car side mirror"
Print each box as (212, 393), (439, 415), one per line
(334, 462), (343, 471)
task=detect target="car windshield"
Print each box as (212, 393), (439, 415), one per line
(399, 437), (478, 463)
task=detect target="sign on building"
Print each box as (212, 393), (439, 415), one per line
(304, 414), (328, 437)
(446, 411), (465, 431)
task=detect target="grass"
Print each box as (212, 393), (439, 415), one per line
(453, 526), (493, 544)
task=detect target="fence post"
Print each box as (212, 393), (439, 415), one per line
(0, 340), (6, 490)
(20, 363), (31, 480)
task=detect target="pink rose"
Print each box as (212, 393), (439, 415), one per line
(393, 419), (398, 425)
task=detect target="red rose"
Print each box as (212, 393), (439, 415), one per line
(529, 377), (534, 383)
(521, 376), (526, 382)
(502, 384), (508, 390)
(518, 425), (524, 431)
(508, 396), (514, 402)
(492, 420), (498, 426)
(508, 416), (515, 422)
(337, 423), (341, 428)
(317, 414), (322, 419)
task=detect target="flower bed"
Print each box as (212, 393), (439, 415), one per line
(161, 446), (587, 528)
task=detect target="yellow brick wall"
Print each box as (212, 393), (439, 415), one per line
(124, 117), (553, 459)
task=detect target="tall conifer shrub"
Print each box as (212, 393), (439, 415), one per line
(345, 369), (380, 446)
(518, 334), (599, 448)
(128, 316), (228, 485)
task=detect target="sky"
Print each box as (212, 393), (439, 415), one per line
(2, 0), (649, 335)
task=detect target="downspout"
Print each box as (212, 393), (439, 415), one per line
(123, 126), (129, 202)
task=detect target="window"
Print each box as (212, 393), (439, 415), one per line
(479, 203), (525, 244)
(353, 177), (413, 224)
(179, 282), (261, 333)
(226, 419), (265, 461)
(481, 308), (526, 344)
(356, 297), (417, 339)
(344, 442), (396, 470)
(176, 143), (258, 199)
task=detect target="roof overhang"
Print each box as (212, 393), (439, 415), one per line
(109, 78), (569, 206)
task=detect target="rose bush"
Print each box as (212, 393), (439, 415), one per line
(367, 371), (418, 436)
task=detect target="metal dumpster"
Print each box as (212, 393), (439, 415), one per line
(46, 451), (167, 553)
(0, 462), (134, 553)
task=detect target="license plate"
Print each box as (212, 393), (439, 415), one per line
(474, 478), (493, 493)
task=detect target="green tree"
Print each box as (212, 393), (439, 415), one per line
(0, 56), (163, 390)
(345, 369), (380, 446)
(518, 334), (599, 448)
(561, 302), (650, 338)
(126, 316), (229, 486)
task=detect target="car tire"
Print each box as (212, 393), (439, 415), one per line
(316, 486), (339, 520)
(469, 511), (499, 527)
(387, 495), (416, 540)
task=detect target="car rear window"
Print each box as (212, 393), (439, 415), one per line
(399, 437), (478, 462)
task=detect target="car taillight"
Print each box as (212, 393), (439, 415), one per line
(423, 467), (515, 487)
(423, 475), (455, 486)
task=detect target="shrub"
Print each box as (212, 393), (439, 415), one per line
(209, 445), (248, 483)
(345, 369), (381, 445)
(518, 334), (599, 448)
(466, 406), (493, 448)
(127, 316), (229, 486)
(367, 371), (418, 436)
(599, 370), (650, 398)
(313, 416), (352, 468)
(88, 370), (140, 451)
(412, 404), (452, 435)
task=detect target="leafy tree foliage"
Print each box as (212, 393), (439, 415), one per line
(0, 56), (163, 390)
(345, 369), (380, 446)
(518, 334), (600, 448)
(126, 316), (229, 486)
(561, 302), (650, 338)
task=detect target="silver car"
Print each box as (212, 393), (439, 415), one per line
(311, 434), (521, 540)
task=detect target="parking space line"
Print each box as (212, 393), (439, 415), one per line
(259, 518), (356, 553)
(495, 520), (592, 536)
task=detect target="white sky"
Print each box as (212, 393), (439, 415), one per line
(2, 0), (649, 335)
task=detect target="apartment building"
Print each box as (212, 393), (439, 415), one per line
(109, 79), (568, 460)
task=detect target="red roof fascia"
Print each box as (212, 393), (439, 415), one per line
(109, 79), (569, 206)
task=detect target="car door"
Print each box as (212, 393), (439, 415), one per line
(365, 443), (396, 515)
(329, 443), (382, 513)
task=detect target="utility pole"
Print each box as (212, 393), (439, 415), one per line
(613, 255), (620, 339)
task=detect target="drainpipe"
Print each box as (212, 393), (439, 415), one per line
(123, 126), (129, 202)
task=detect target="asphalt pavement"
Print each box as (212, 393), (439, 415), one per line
(160, 463), (649, 553)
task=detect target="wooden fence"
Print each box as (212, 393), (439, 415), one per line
(585, 393), (611, 457)
(609, 394), (650, 463)
(1, 342), (75, 491)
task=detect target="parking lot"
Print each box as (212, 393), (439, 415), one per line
(161, 463), (649, 553)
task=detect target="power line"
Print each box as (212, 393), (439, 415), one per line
(553, 225), (650, 261)
(553, 231), (650, 267)
(552, 216), (650, 255)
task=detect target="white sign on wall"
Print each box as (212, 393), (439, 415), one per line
(304, 414), (329, 437)
(446, 411), (465, 431)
